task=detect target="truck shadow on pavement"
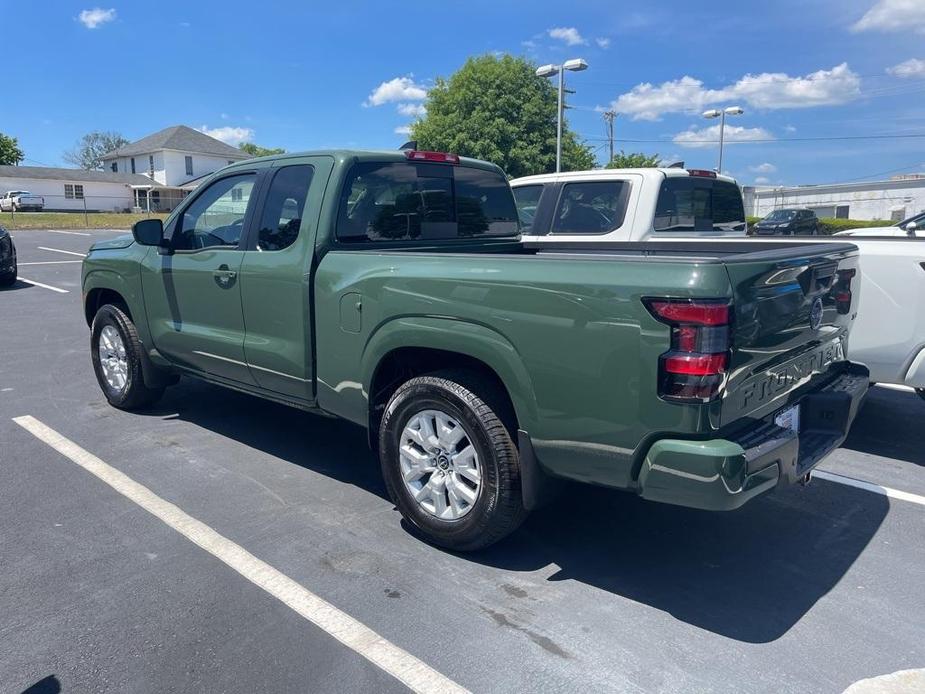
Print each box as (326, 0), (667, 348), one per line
(840, 386), (925, 466)
(147, 378), (888, 645)
(476, 479), (888, 644)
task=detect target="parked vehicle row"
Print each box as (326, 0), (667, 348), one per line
(81, 150), (869, 550)
(752, 208), (820, 236)
(0, 190), (44, 212)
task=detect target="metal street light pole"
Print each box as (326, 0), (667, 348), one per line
(537, 59), (588, 173)
(702, 106), (744, 172)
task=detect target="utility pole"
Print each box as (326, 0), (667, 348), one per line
(603, 110), (616, 165)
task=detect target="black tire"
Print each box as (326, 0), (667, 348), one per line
(90, 304), (165, 409)
(0, 268), (15, 287)
(378, 371), (527, 551)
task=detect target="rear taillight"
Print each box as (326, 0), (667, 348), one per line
(404, 150), (460, 164)
(645, 298), (732, 403)
(834, 268), (856, 314)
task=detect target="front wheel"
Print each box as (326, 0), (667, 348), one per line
(91, 304), (165, 409)
(378, 372), (527, 551)
(0, 265), (15, 287)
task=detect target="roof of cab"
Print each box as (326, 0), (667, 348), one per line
(224, 149), (505, 174)
(510, 168), (738, 186)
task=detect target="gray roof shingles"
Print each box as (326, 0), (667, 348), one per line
(101, 125), (249, 159)
(0, 165), (158, 186)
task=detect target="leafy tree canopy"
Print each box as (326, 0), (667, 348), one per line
(605, 151), (662, 168)
(63, 131), (130, 170)
(0, 133), (24, 166)
(411, 54), (595, 178)
(239, 142), (286, 158)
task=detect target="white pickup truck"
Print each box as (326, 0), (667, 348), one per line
(511, 168), (925, 400)
(0, 190), (45, 212)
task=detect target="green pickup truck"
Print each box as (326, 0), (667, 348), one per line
(82, 149), (869, 550)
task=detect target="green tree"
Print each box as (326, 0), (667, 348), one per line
(239, 142), (286, 158)
(0, 133), (25, 166)
(63, 131), (130, 170)
(410, 54), (595, 178)
(605, 151), (662, 168)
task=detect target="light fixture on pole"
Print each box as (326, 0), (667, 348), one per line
(702, 105), (744, 173)
(536, 58), (588, 172)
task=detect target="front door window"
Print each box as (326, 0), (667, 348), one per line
(174, 174), (256, 251)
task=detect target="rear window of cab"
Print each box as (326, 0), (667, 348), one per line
(336, 162), (519, 243)
(654, 178), (746, 232)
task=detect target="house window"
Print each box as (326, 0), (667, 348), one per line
(231, 187), (244, 202)
(149, 155), (155, 175)
(64, 184), (84, 200)
(74, 184), (84, 200)
(185, 156), (193, 176)
(131, 158), (136, 174)
(835, 205), (850, 219)
(111, 162), (118, 173)
(64, 184), (74, 199)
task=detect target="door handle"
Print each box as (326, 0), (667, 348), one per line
(213, 264), (237, 288)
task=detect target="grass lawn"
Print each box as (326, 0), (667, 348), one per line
(0, 211), (169, 230)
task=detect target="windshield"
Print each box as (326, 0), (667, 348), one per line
(764, 210), (798, 222)
(654, 178), (745, 232)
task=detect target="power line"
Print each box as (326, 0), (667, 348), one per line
(584, 132), (925, 145)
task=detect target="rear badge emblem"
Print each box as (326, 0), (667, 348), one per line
(810, 297), (824, 331)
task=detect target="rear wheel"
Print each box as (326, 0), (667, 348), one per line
(0, 264), (15, 287)
(91, 304), (165, 409)
(378, 371), (527, 551)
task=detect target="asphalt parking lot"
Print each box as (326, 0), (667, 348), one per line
(1, 228), (923, 694)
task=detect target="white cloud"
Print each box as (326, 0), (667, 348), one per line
(364, 77), (427, 107)
(394, 125), (412, 136)
(608, 63), (861, 120)
(852, 0), (925, 34)
(197, 125), (254, 146)
(521, 39), (537, 50)
(548, 27), (587, 46)
(397, 103), (426, 118)
(887, 58), (925, 78)
(596, 37), (611, 49)
(673, 124), (774, 148)
(784, 125), (797, 133)
(750, 162), (777, 173)
(754, 176), (771, 184)
(220, 112), (230, 120)
(78, 7), (116, 29)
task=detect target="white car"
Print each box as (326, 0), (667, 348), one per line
(0, 190), (45, 212)
(834, 211), (923, 238)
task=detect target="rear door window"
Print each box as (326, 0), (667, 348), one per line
(512, 185), (544, 232)
(654, 178), (745, 232)
(336, 162), (519, 243)
(255, 165), (314, 251)
(551, 181), (629, 235)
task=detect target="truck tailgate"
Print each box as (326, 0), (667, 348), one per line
(720, 244), (860, 426)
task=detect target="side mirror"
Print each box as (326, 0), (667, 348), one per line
(906, 221), (918, 236)
(132, 218), (166, 247)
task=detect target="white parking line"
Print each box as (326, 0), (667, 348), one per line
(44, 230), (92, 237)
(815, 470), (925, 507)
(17, 278), (69, 293)
(37, 246), (87, 257)
(11, 415), (467, 694)
(19, 260), (83, 266)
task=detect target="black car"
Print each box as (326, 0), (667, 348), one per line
(752, 208), (819, 236)
(0, 225), (17, 287)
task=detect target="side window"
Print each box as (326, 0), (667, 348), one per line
(173, 174), (256, 251)
(256, 165), (314, 251)
(551, 181), (629, 235)
(512, 185), (544, 232)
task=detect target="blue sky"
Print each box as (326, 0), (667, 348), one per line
(4, 0), (925, 185)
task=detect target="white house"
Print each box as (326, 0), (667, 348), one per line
(100, 125), (251, 211)
(0, 125), (253, 213)
(0, 165), (159, 212)
(743, 175), (925, 222)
